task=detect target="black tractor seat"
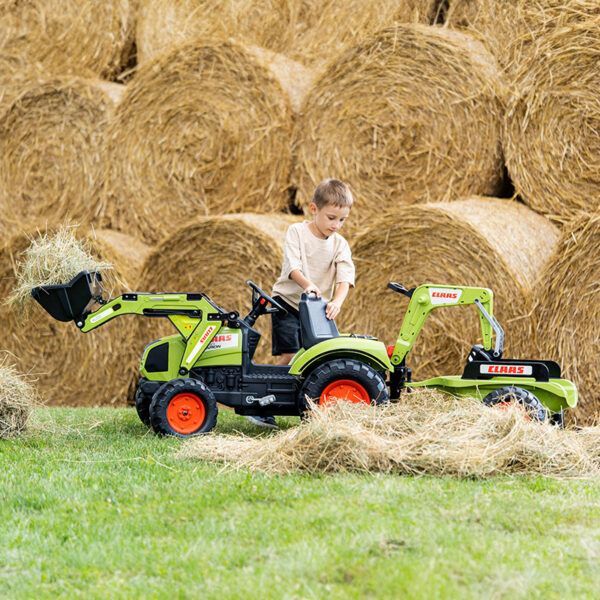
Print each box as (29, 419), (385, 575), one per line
(298, 292), (340, 349)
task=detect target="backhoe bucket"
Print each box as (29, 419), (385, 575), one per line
(31, 271), (102, 322)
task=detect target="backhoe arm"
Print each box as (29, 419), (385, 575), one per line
(389, 284), (498, 367)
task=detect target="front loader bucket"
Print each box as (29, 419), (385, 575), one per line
(31, 270), (102, 322)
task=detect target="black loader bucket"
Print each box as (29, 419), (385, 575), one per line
(31, 270), (102, 322)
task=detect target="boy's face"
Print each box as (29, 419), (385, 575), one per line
(309, 202), (350, 238)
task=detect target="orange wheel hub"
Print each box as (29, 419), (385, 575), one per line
(167, 392), (206, 434)
(320, 379), (370, 406)
(495, 401), (531, 421)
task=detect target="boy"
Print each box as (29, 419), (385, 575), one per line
(247, 178), (355, 428)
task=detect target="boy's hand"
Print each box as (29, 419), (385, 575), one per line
(304, 284), (321, 297)
(326, 301), (341, 320)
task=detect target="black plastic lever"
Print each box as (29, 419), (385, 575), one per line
(387, 282), (415, 298)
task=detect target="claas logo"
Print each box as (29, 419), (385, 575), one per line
(431, 291), (459, 300)
(212, 334), (232, 343)
(481, 364), (531, 375)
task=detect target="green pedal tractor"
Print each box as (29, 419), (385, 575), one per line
(32, 271), (577, 437)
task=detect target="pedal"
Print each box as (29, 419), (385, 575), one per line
(246, 394), (276, 406)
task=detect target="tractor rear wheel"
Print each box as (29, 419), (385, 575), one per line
(150, 378), (218, 437)
(482, 386), (547, 422)
(298, 358), (388, 414)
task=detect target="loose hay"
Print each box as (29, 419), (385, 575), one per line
(136, 0), (439, 68)
(0, 227), (151, 406)
(343, 198), (559, 380)
(133, 213), (301, 370)
(0, 77), (119, 232)
(179, 390), (600, 478)
(104, 40), (294, 244)
(530, 214), (600, 425)
(0, 0), (135, 80)
(5, 227), (114, 313)
(0, 354), (37, 438)
(293, 24), (506, 229)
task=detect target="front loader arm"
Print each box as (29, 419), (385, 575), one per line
(389, 284), (497, 367)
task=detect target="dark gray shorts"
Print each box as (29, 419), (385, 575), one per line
(271, 295), (301, 355)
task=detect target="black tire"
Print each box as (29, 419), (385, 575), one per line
(298, 358), (389, 413)
(135, 386), (152, 427)
(482, 386), (547, 422)
(149, 378), (218, 437)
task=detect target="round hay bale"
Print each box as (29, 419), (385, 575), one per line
(293, 25), (506, 230)
(104, 40), (294, 244)
(136, 0), (439, 68)
(0, 0), (135, 79)
(445, 0), (600, 75)
(503, 15), (600, 221)
(0, 228), (151, 406)
(0, 77), (121, 233)
(133, 213), (301, 369)
(0, 354), (36, 438)
(344, 197), (559, 380)
(531, 214), (600, 425)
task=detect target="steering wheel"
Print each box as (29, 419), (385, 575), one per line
(246, 281), (287, 315)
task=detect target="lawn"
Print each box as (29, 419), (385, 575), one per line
(1, 407), (600, 599)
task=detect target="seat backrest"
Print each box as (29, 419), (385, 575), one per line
(298, 292), (340, 349)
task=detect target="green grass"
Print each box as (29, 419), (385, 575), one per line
(2, 407), (600, 600)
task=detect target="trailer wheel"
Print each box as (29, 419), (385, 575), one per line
(150, 378), (218, 437)
(482, 386), (547, 422)
(299, 358), (388, 414)
(135, 386), (152, 427)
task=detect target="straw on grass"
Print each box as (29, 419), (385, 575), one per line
(343, 198), (559, 381)
(0, 355), (37, 438)
(293, 24), (506, 230)
(179, 389), (600, 479)
(0, 227), (150, 406)
(104, 40), (294, 244)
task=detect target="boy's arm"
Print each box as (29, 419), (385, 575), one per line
(326, 282), (350, 320)
(290, 269), (321, 297)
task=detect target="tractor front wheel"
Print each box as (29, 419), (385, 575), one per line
(299, 358), (388, 414)
(482, 386), (547, 422)
(150, 378), (218, 437)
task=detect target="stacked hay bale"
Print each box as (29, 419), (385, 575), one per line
(103, 40), (294, 244)
(0, 77), (124, 232)
(133, 214), (301, 369)
(293, 24), (506, 231)
(529, 214), (600, 425)
(444, 0), (600, 76)
(0, 0), (135, 80)
(344, 198), (559, 380)
(503, 12), (600, 221)
(0, 228), (150, 406)
(136, 0), (440, 68)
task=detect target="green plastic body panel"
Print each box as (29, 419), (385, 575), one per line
(390, 284), (494, 366)
(410, 375), (578, 413)
(288, 335), (393, 375)
(140, 327), (243, 381)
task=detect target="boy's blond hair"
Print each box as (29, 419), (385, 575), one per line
(312, 179), (353, 209)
